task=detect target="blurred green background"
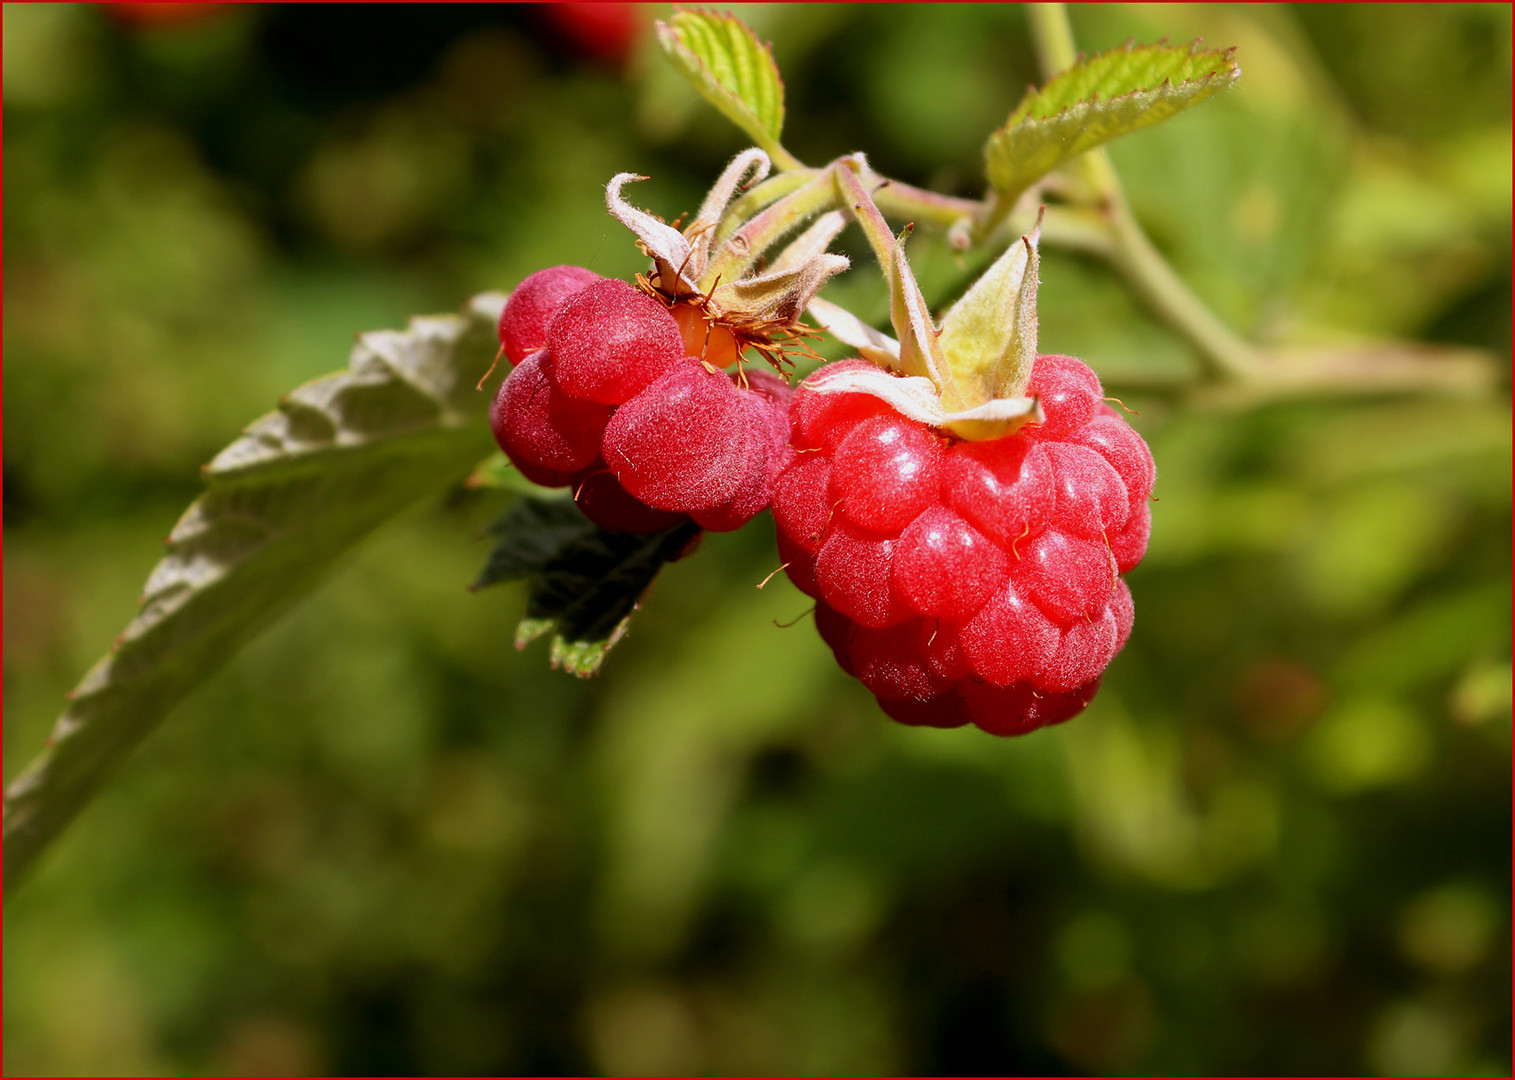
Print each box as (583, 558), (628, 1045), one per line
(4, 3), (1509, 1075)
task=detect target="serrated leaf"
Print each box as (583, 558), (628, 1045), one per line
(657, 10), (787, 158)
(986, 40), (1239, 203)
(475, 498), (702, 677)
(3, 294), (508, 884)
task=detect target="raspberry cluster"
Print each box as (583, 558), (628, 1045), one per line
(491, 265), (793, 534)
(771, 354), (1153, 735)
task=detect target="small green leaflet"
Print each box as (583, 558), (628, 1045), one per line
(986, 40), (1240, 204)
(657, 10), (790, 163)
(474, 497), (702, 678)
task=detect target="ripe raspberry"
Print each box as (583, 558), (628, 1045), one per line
(772, 354), (1153, 737)
(548, 278), (688, 405)
(491, 266), (791, 535)
(497, 265), (602, 365)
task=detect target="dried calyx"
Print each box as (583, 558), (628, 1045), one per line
(607, 148), (850, 371)
(806, 157), (1046, 442)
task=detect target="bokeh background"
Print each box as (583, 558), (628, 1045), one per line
(4, 3), (1510, 1075)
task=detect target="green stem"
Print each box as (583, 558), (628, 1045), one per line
(833, 159), (901, 270)
(870, 177), (982, 230)
(1027, 2), (1079, 78)
(1026, 0), (1258, 381)
(766, 142), (807, 173)
(1101, 196), (1260, 381)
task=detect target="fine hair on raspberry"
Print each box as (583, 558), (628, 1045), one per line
(771, 353), (1154, 737)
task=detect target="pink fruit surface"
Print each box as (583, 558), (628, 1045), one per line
(771, 354), (1154, 736)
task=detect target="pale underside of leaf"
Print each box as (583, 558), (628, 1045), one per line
(2, 294), (507, 883)
(657, 10), (786, 154)
(986, 40), (1240, 201)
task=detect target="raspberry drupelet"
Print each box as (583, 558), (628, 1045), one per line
(771, 353), (1153, 737)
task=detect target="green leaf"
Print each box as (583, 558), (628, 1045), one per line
(475, 497), (702, 678)
(656, 10), (790, 162)
(2, 293), (508, 884)
(471, 495), (600, 589)
(986, 40), (1240, 203)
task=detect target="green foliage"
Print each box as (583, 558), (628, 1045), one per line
(656, 10), (788, 160)
(986, 40), (1240, 201)
(2, 5), (1509, 1078)
(473, 497), (701, 677)
(3, 295), (504, 883)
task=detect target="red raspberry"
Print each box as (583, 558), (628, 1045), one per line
(490, 349), (613, 476)
(497, 265), (602, 365)
(771, 354), (1153, 737)
(571, 467), (687, 535)
(491, 267), (791, 534)
(548, 278), (688, 405)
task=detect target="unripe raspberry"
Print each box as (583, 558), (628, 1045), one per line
(771, 353), (1153, 738)
(498, 265), (602, 365)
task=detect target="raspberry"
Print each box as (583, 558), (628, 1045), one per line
(490, 349), (613, 476)
(892, 506), (1009, 619)
(497, 265), (602, 365)
(771, 353), (1154, 737)
(548, 278), (689, 405)
(491, 266), (791, 535)
(572, 467), (687, 535)
(603, 361), (765, 511)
